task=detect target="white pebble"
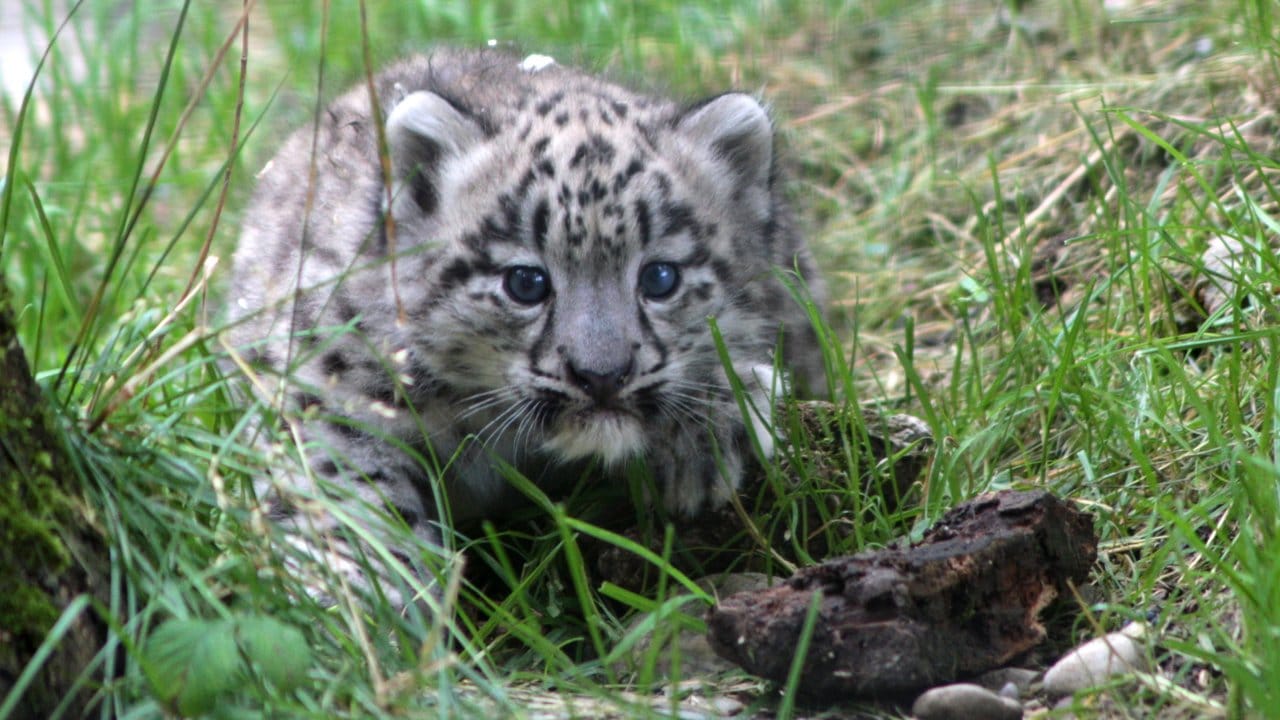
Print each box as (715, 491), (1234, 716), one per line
(1043, 622), (1148, 697)
(912, 683), (1023, 720)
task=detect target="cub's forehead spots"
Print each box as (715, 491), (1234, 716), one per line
(460, 86), (718, 273)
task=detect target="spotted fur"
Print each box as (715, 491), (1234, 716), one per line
(227, 49), (824, 593)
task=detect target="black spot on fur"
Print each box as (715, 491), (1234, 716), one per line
(569, 134), (617, 169)
(711, 257), (735, 285)
(244, 347), (272, 367)
(330, 420), (368, 441)
(293, 392), (323, 410)
(613, 158), (644, 192)
(684, 244), (711, 267)
(526, 303), (557, 366)
(592, 135), (616, 164)
(661, 203), (698, 238)
(532, 199), (550, 250)
(636, 307), (669, 368)
(335, 295), (360, 324)
(514, 169), (537, 200)
(555, 111), (570, 126)
(532, 136), (550, 156)
(476, 207), (522, 249)
(368, 378), (400, 406)
(399, 135), (444, 215)
(653, 172), (672, 199)
(536, 91), (565, 116)
(292, 304), (318, 334)
(321, 350), (350, 376)
(439, 257), (475, 290)
(499, 193), (522, 230)
(635, 200), (652, 246)
(761, 215), (779, 251)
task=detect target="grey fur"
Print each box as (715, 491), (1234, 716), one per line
(226, 48), (824, 598)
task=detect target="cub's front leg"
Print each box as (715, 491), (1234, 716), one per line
(651, 362), (782, 517)
(252, 413), (448, 609)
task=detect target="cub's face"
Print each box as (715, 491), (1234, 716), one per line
(385, 89), (779, 464)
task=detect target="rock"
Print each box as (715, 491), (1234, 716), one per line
(974, 667), (1039, 697)
(912, 683), (1023, 720)
(1042, 622), (1148, 697)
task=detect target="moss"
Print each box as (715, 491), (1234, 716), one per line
(0, 460), (72, 639)
(0, 293), (74, 644)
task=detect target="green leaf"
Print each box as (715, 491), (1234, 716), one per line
(234, 616), (312, 692)
(144, 616), (312, 715)
(144, 618), (241, 716)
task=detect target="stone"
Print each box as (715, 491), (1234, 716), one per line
(974, 667), (1039, 697)
(1042, 622), (1148, 697)
(912, 683), (1023, 720)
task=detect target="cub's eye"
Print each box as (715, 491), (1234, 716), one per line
(638, 261), (680, 299)
(503, 266), (552, 304)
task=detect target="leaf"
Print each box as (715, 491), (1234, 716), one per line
(233, 616), (312, 692)
(144, 618), (241, 716)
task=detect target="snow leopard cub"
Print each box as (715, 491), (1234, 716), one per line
(227, 48), (824, 594)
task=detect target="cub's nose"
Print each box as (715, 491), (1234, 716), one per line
(566, 356), (634, 406)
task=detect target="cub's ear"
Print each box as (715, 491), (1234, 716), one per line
(385, 91), (485, 216)
(676, 93), (773, 193)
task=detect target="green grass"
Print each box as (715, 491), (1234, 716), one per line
(3, 0), (1279, 717)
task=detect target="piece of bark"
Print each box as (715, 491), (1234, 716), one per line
(705, 489), (1096, 699)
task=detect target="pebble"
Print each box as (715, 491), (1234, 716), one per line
(1042, 622), (1148, 697)
(974, 667), (1040, 697)
(912, 683), (1023, 720)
